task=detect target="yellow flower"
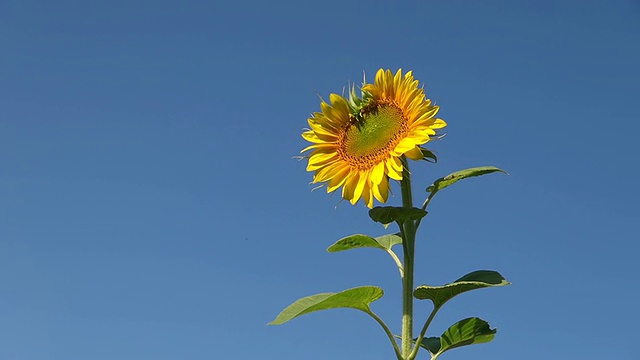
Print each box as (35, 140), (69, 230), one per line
(301, 68), (447, 208)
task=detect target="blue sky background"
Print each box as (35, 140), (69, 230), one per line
(1, 1), (639, 359)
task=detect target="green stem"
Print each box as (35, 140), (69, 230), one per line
(387, 249), (404, 278)
(415, 189), (437, 229)
(366, 309), (403, 360)
(400, 156), (416, 359)
(408, 305), (441, 360)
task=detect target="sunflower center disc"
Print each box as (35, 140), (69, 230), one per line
(341, 104), (407, 167)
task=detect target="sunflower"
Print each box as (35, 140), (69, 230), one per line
(301, 68), (447, 208)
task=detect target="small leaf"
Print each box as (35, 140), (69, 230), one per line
(426, 166), (507, 193)
(414, 270), (510, 308)
(369, 206), (427, 226)
(327, 234), (385, 252)
(420, 148), (438, 163)
(419, 318), (496, 357)
(269, 286), (383, 325)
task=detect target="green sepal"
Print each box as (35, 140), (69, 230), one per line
(419, 147), (438, 163)
(419, 317), (497, 358)
(347, 82), (364, 116)
(269, 286), (383, 325)
(426, 166), (507, 193)
(327, 233), (402, 253)
(368, 206), (427, 226)
(414, 270), (510, 308)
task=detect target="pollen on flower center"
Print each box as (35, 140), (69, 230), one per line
(338, 103), (408, 170)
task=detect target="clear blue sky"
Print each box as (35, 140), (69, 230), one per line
(1, 1), (639, 359)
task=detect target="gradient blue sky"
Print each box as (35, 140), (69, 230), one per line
(1, 1), (639, 359)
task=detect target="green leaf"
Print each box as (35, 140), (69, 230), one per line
(419, 317), (496, 357)
(327, 233), (402, 253)
(327, 234), (385, 252)
(420, 336), (442, 354)
(420, 148), (438, 163)
(426, 166), (507, 193)
(269, 286), (383, 325)
(374, 233), (402, 250)
(414, 270), (510, 308)
(368, 206), (427, 226)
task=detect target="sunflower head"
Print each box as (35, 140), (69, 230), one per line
(301, 68), (447, 208)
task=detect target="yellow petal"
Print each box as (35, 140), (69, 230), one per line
(300, 142), (335, 154)
(362, 180), (373, 208)
(374, 68), (386, 90)
(308, 119), (338, 137)
(302, 131), (337, 144)
(326, 166), (351, 193)
(393, 138), (418, 154)
(415, 106), (439, 122)
(342, 172), (359, 202)
(308, 151), (338, 165)
(371, 177), (390, 203)
(392, 69), (402, 98)
(351, 170), (368, 204)
(405, 146), (424, 160)
(329, 94), (350, 122)
(430, 118), (447, 129)
(386, 158), (403, 180)
(370, 161), (386, 185)
(307, 154), (338, 172)
(314, 161), (344, 182)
